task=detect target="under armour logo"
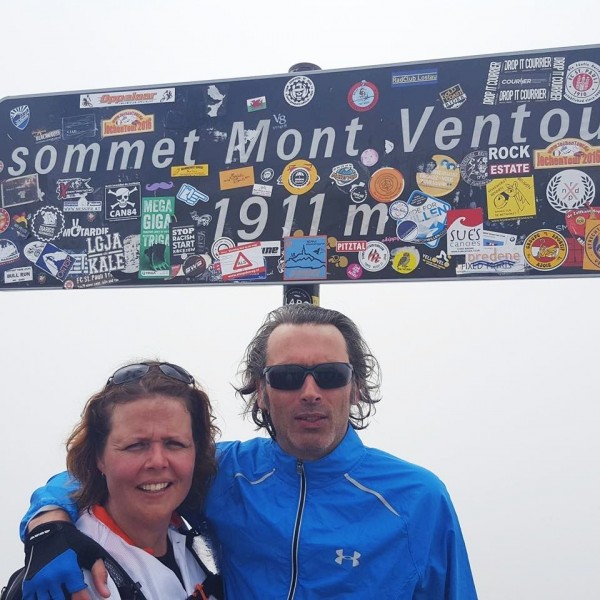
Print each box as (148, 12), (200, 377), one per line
(335, 549), (361, 567)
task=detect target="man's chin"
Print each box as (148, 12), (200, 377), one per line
(288, 434), (335, 461)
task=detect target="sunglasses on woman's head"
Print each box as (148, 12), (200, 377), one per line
(262, 362), (354, 390)
(107, 362), (194, 386)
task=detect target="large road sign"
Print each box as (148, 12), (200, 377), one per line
(1, 45), (599, 290)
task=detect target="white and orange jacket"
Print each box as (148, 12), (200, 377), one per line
(76, 507), (214, 599)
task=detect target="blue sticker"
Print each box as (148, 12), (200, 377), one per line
(24, 241), (75, 281)
(284, 236), (327, 281)
(177, 183), (209, 206)
(10, 105), (30, 130)
(395, 191), (451, 249)
(391, 69), (438, 87)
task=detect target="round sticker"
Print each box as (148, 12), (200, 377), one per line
(31, 206), (64, 242)
(282, 159), (318, 195)
(0, 208), (10, 234)
(350, 183), (368, 203)
(523, 229), (568, 271)
(211, 237), (235, 260)
(396, 219), (419, 242)
(391, 247), (420, 274)
(368, 167), (405, 203)
(546, 169), (595, 213)
(261, 168), (275, 182)
(416, 154), (460, 197)
(361, 148), (379, 167)
(183, 255), (207, 278)
(24, 241), (45, 262)
(564, 61), (600, 104)
(347, 81), (379, 112)
(358, 241), (390, 272)
(459, 150), (490, 187)
(284, 76), (315, 107)
(584, 222), (600, 269)
(389, 201), (409, 221)
(346, 263), (363, 280)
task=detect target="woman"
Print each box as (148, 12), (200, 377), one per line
(65, 361), (222, 599)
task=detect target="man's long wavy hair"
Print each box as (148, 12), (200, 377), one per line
(236, 304), (382, 431)
(66, 361), (219, 512)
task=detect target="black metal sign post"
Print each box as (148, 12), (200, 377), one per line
(282, 62), (322, 306)
(1, 44), (599, 298)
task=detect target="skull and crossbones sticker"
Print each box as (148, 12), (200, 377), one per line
(108, 186), (137, 209)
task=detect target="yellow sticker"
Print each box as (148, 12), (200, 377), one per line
(583, 219), (600, 270)
(282, 160), (318, 195)
(416, 154), (460, 197)
(534, 138), (600, 169)
(523, 229), (568, 271)
(392, 247), (420, 274)
(486, 176), (536, 220)
(219, 166), (255, 190)
(101, 109), (154, 137)
(171, 164), (209, 177)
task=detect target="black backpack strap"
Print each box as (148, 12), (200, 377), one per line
(182, 528), (224, 600)
(0, 567), (25, 600)
(103, 552), (147, 600)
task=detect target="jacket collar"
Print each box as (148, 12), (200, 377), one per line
(268, 425), (365, 485)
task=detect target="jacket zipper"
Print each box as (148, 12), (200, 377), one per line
(286, 459), (306, 600)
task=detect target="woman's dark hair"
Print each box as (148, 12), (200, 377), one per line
(235, 304), (381, 431)
(66, 361), (219, 512)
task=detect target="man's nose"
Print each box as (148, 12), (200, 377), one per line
(300, 373), (322, 401)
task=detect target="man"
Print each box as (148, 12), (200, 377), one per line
(19, 304), (478, 599)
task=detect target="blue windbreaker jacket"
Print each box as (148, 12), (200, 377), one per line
(22, 427), (478, 599)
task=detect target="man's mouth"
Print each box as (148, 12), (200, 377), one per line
(296, 414), (326, 422)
